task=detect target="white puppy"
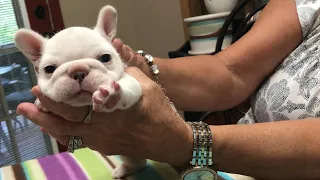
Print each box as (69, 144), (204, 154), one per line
(14, 5), (146, 179)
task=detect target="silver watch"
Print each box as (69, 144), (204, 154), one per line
(181, 121), (218, 180)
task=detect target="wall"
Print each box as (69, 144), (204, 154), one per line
(58, 0), (185, 58)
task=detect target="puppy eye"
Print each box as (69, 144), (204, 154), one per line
(44, 65), (57, 73)
(98, 54), (112, 63)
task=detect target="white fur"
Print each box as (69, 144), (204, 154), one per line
(14, 5), (146, 179)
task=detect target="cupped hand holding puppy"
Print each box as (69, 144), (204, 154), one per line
(16, 67), (193, 167)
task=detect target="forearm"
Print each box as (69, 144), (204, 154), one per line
(137, 0), (302, 112)
(211, 120), (320, 179)
(139, 55), (245, 112)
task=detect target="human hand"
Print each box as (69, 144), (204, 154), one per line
(112, 38), (145, 68)
(16, 67), (193, 166)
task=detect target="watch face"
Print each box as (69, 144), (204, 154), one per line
(182, 167), (218, 180)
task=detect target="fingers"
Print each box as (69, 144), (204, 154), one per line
(17, 102), (84, 136)
(112, 38), (137, 66)
(112, 38), (128, 62)
(45, 129), (70, 146)
(31, 86), (89, 122)
(42, 128), (91, 148)
(125, 67), (165, 108)
(112, 38), (124, 54)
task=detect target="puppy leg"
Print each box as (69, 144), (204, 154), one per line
(112, 156), (147, 179)
(116, 73), (142, 110)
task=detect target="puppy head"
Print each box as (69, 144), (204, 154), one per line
(14, 5), (123, 106)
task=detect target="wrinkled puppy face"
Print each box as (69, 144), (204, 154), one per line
(14, 6), (123, 106)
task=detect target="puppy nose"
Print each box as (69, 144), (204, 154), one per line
(72, 72), (87, 82)
(68, 64), (90, 82)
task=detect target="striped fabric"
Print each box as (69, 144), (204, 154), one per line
(0, 148), (254, 180)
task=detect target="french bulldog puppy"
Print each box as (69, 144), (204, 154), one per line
(14, 5), (146, 179)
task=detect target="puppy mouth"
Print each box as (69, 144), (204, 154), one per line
(61, 78), (102, 105)
(60, 89), (93, 107)
(66, 90), (92, 101)
(72, 90), (92, 97)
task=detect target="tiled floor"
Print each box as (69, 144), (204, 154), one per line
(0, 115), (53, 167)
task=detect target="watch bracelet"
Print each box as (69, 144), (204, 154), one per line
(187, 121), (213, 167)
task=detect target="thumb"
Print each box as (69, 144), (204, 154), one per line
(112, 38), (123, 53)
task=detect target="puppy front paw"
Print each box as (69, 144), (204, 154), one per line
(92, 81), (121, 113)
(34, 98), (49, 112)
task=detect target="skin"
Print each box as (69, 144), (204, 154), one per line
(16, 0), (320, 179)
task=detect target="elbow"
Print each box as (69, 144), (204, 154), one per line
(207, 71), (253, 111)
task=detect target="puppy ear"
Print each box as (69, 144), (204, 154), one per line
(94, 5), (118, 40)
(14, 28), (46, 66)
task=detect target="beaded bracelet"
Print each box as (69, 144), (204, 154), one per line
(136, 50), (161, 85)
(136, 50), (177, 112)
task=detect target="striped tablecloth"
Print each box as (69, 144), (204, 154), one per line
(0, 148), (254, 180)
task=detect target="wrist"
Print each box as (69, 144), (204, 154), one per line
(164, 119), (195, 167)
(135, 52), (164, 81)
(143, 114), (193, 167)
(208, 125), (226, 170)
(176, 121), (195, 166)
(135, 54), (148, 73)
(140, 57), (154, 79)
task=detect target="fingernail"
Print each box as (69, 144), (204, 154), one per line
(114, 38), (122, 44)
(40, 127), (47, 134)
(16, 109), (25, 116)
(31, 86), (41, 97)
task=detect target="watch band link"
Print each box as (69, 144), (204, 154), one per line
(188, 121), (213, 167)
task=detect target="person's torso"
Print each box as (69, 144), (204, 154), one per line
(238, 0), (320, 124)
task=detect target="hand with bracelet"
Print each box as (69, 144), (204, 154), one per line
(16, 0), (320, 179)
(17, 50), (218, 180)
